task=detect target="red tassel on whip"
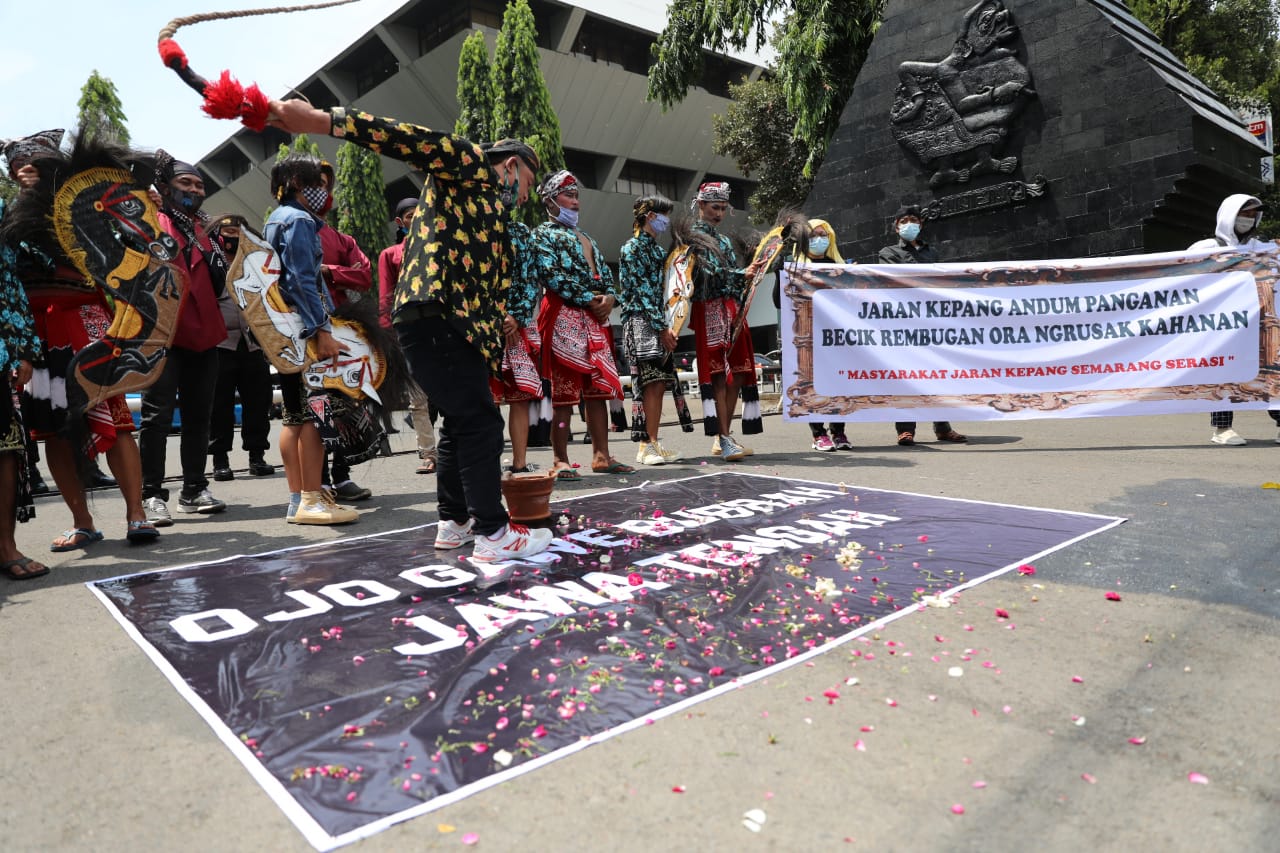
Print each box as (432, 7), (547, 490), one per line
(156, 0), (361, 131)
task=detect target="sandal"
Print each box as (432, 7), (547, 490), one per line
(1, 556), (50, 580)
(896, 431), (916, 447)
(554, 467), (583, 482)
(126, 520), (160, 544)
(591, 459), (636, 474)
(416, 459), (437, 475)
(50, 527), (104, 553)
(934, 429), (968, 443)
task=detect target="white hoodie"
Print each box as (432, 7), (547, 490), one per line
(1188, 194), (1272, 251)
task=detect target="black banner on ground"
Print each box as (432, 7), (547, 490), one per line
(90, 473), (1122, 849)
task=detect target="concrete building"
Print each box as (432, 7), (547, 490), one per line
(198, 0), (768, 269)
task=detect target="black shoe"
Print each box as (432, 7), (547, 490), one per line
(247, 457), (275, 477)
(86, 464), (116, 489)
(212, 458), (234, 482)
(378, 436), (393, 458)
(334, 481), (373, 501)
(29, 471), (49, 495)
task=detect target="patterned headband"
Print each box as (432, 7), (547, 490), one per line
(695, 182), (731, 203)
(539, 169), (578, 199)
(3, 128), (65, 173)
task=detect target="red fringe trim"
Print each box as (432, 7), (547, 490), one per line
(240, 84), (270, 132)
(201, 71), (247, 121)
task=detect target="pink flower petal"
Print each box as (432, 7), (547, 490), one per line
(1105, 591), (1122, 601)
(1128, 736), (1146, 745)
(1081, 773), (1097, 784)
(1071, 675), (1084, 683)
(994, 608), (1010, 619)
(972, 780), (987, 789)
(672, 784), (686, 793)
(1187, 772), (1210, 785)
(461, 832), (480, 845)
(853, 739), (866, 752)
(950, 804), (965, 815)
(1017, 564), (1036, 576)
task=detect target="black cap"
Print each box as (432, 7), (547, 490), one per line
(394, 198), (418, 218)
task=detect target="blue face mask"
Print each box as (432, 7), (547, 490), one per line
(555, 206), (579, 228)
(808, 236), (830, 257)
(651, 213), (670, 235)
(898, 221), (922, 242)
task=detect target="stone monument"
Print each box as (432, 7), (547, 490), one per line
(806, 0), (1269, 263)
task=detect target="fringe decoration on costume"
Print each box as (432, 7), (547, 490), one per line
(700, 382), (720, 436)
(740, 383), (763, 435)
(630, 394), (647, 443)
(527, 380), (553, 447)
(609, 398), (628, 432)
(672, 375), (694, 433)
(157, 1), (359, 130)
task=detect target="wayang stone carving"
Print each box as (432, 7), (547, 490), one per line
(889, 1), (1037, 188)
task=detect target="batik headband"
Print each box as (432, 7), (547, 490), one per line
(695, 182), (731, 204)
(3, 128), (65, 173)
(539, 170), (578, 199)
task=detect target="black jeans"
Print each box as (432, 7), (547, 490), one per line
(398, 316), (507, 536)
(139, 346), (219, 501)
(208, 340), (273, 460)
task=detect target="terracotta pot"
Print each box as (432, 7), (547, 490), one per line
(501, 471), (557, 522)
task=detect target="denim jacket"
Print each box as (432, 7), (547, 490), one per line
(264, 201), (334, 339)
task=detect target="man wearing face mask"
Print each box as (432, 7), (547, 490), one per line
(139, 152), (230, 526)
(208, 215), (276, 482)
(1188, 194), (1280, 445)
(620, 194), (688, 465)
(877, 205), (969, 447)
(532, 170), (634, 478)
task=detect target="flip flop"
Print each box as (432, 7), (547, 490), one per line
(1, 556), (50, 580)
(416, 459), (436, 475)
(591, 460), (636, 475)
(50, 527), (104, 553)
(126, 520), (160, 544)
(554, 467), (583, 482)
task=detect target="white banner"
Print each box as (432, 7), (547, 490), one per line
(781, 247), (1280, 421)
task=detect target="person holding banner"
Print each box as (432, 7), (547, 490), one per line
(878, 205), (969, 447)
(795, 219), (853, 451)
(1189, 194), (1280, 445)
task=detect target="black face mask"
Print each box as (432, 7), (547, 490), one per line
(164, 186), (204, 216)
(221, 237), (239, 255)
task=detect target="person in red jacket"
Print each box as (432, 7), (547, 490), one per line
(139, 152), (229, 525)
(315, 161), (376, 501)
(377, 198), (437, 474)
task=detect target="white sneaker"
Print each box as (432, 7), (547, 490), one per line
(636, 441), (652, 464)
(143, 496), (174, 527)
(292, 490), (358, 524)
(1210, 428), (1246, 446)
(472, 522), (553, 564)
(435, 518), (475, 549)
(655, 439), (682, 462)
(719, 434), (749, 461)
(638, 442), (667, 465)
(711, 435), (721, 456)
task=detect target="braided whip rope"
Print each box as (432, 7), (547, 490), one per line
(158, 0), (361, 42)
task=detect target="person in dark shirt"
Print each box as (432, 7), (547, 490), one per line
(877, 206), (968, 447)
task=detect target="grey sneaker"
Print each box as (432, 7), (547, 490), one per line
(177, 489), (227, 514)
(143, 496), (174, 527)
(719, 434), (749, 462)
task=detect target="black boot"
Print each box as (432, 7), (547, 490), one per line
(247, 454), (275, 477)
(28, 463), (49, 495)
(212, 455), (234, 482)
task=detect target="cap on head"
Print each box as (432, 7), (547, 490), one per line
(394, 197), (418, 219)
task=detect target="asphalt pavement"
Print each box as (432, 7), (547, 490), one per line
(1, 407), (1276, 852)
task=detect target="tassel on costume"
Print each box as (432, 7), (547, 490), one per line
(740, 384), (763, 435)
(527, 386), (553, 447)
(609, 398), (628, 433)
(700, 383), (720, 436)
(630, 393), (647, 443)
(672, 377), (694, 433)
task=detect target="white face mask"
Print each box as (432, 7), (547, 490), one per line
(1235, 213), (1260, 235)
(898, 221), (922, 242)
(554, 205), (579, 228)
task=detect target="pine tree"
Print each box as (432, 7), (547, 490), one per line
(491, 0), (565, 223)
(76, 70), (130, 145)
(333, 141), (390, 288)
(455, 31), (495, 141)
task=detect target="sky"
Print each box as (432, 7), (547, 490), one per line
(0, 0), (409, 164)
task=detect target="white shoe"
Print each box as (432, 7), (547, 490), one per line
(655, 439), (682, 462)
(1210, 428), (1246, 446)
(638, 442), (667, 465)
(435, 518), (475, 549)
(719, 434), (749, 461)
(143, 496), (174, 527)
(472, 522), (553, 564)
(636, 441), (652, 464)
(292, 490), (358, 524)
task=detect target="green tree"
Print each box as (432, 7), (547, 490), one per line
(648, 0), (885, 176)
(492, 0), (565, 223)
(455, 31), (495, 141)
(333, 141), (390, 287)
(276, 134), (322, 161)
(76, 70), (130, 145)
(712, 76), (813, 223)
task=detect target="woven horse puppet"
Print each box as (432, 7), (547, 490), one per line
(52, 142), (186, 418)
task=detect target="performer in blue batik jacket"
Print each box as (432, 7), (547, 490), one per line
(493, 215), (550, 472)
(531, 170), (633, 478)
(619, 194), (692, 466)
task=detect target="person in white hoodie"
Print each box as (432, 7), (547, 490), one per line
(1188, 194), (1280, 445)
